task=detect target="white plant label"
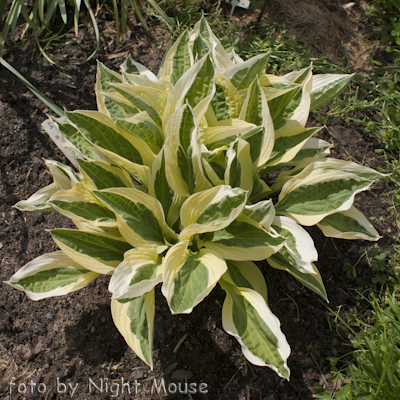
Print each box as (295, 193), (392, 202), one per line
(42, 119), (84, 169)
(228, 0), (251, 15)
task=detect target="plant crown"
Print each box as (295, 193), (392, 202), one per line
(6, 18), (386, 379)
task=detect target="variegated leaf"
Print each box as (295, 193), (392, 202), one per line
(225, 139), (253, 193)
(283, 66), (312, 84)
(45, 159), (80, 189)
(95, 61), (124, 117)
(50, 229), (131, 274)
(289, 137), (331, 165)
(162, 241), (227, 314)
(317, 206), (381, 241)
(14, 182), (58, 211)
(223, 260), (268, 302)
(5, 251), (100, 300)
(239, 78), (275, 167)
(272, 157), (386, 193)
(149, 149), (184, 228)
(99, 91), (139, 120)
(201, 217), (284, 261)
(275, 169), (373, 226)
(111, 290), (155, 368)
(121, 55), (158, 81)
(72, 220), (124, 239)
(267, 250), (327, 300)
(242, 199), (276, 231)
(249, 173), (271, 203)
(116, 112), (163, 153)
(272, 216), (317, 267)
(110, 83), (168, 129)
(170, 30), (192, 85)
(66, 110), (153, 186)
(310, 74), (354, 111)
(109, 248), (163, 300)
(265, 126), (321, 167)
(201, 121), (258, 150)
(162, 54), (215, 130)
(77, 159), (135, 190)
(164, 104), (212, 196)
(123, 72), (172, 92)
(52, 116), (95, 159)
(49, 182), (117, 227)
(190, 17), (233, 72)
(224, 53), (270, 91)
(283, 67), (313, 128)
(93, 187), (177, 250)
(208, 71), (243, 123)
(15, 159), (81, 211)
(158, 30), (193, 83)
(220, 279), (290, 379)
(179, 185), (247, 240)
(266, 84), (301, 131)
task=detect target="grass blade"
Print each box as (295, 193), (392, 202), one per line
(0, 57), (64, 116)
(129, 0), (148, 31)
(82, 0), (100, 61)
(0, 0), (7, 19)
(38, 0), (45, 25)
(10, 0), (23, 40)
(18, 4), (56, 65)
(0, 0), (24, 56)
(111, 0), (120, 46)
(43, 0), (58, 30)
(121, 0), (128, 33)
(57, 0), (68, 24)
(73, 0), (81, 37)
(146, 0), (173, 28)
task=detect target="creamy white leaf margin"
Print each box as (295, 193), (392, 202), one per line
(4, 251), (99, 300)
(109, 248), (163, 300)
(179, 185), (248, 240)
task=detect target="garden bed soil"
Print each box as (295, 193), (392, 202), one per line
(0, 1), (398, 399)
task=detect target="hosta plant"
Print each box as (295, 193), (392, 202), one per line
(5, 18), (385, 379)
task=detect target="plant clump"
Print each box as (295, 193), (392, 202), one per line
(5, 18), (386, 379)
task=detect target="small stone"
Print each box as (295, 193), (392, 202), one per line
(163, 362), (178, 376)
(205, 317), (216, 331)
(16, 344), (33, 361)
(101, 317), (106, 323)
(303, 357), (313, 367)
(90, 326), (96, 333)
(34, 337), (47, 355)
(131, 369), (144, 380)
(171, 370), (193, 380)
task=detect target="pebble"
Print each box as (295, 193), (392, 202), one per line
(163, 362), (178, 376)
(171, 370), (193, 380)
(303, 357), (314, 366)
(131, 369), (144, 380)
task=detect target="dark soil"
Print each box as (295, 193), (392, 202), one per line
(0, 2), (398, 400)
